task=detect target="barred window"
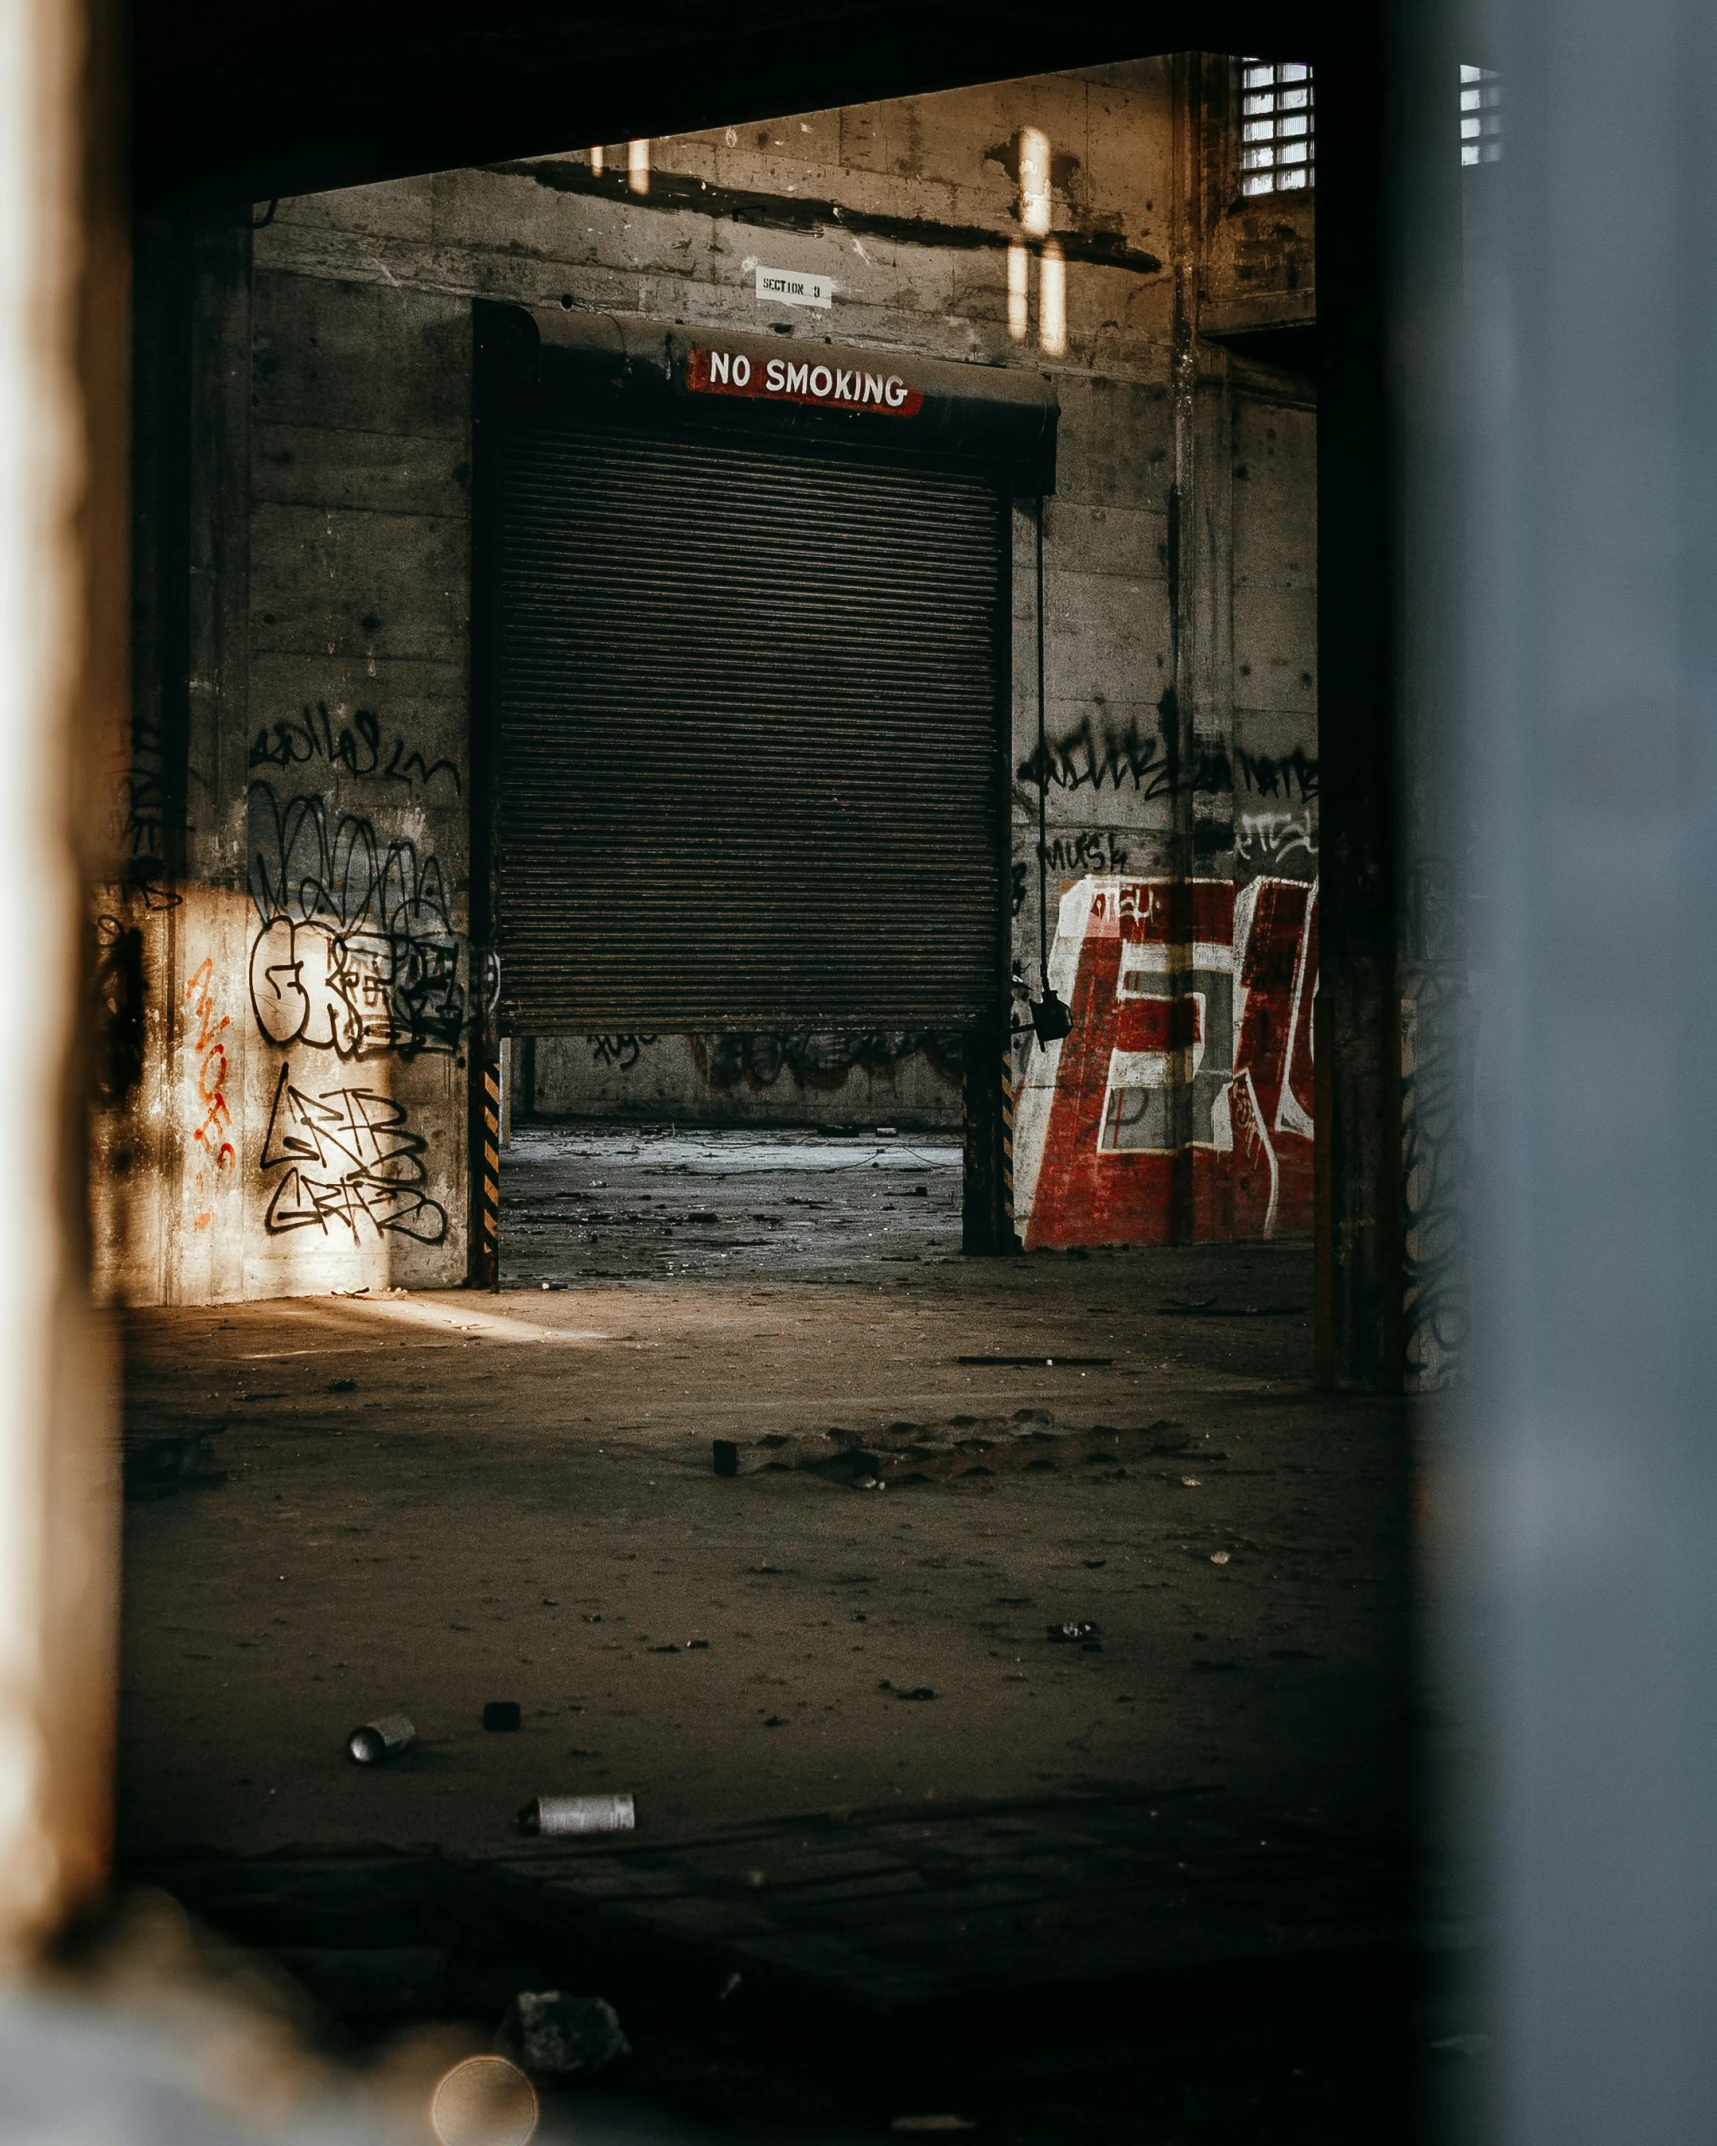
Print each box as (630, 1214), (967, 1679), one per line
(1460, 65), (1502, 165)
(1240, 59), (1315, 195)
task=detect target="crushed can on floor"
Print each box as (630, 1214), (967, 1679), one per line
(346, 1712), (415, 1764)
(516, 1792), (635, 1836)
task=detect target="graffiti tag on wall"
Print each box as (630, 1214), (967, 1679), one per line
(248, 702), (462, 793)
(690, 1030), (963, 1093)
(589, 1034), (658, 1071)
(186, 955), (236, 1231)
(247, 786), (464, 1061)
(259, 1064), (448, 1243)
(1012, 875), (1316, 1249)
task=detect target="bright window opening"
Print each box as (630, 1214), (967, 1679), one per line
(1240, 59), (1315, 196)
(1460, 65), (1502, 165)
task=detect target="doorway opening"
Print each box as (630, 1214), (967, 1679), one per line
(111, 47), (1414, 2143)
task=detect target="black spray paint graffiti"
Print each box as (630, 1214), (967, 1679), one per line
(260, 1063), (449, 1243)
(1013, 835), (1132, 915)
(1234, 746), (1319, 802)
(590, 1034), (658, 1071)
(92, 914), (146, 1107)
(249, 703), (462, 792)
(1044, 830), (1131, 875)
(122, 697), (181, 908)
(692, 1031), (963, 1093)
(1016, 702), (1231, 801)
(1018, 714), (1175, 797)
(248, 786), (465, 1061)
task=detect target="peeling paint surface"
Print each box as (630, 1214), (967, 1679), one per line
(1014, 875), (1315, 1247)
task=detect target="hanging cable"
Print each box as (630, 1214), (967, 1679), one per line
(1029, 497), (1071, 1045)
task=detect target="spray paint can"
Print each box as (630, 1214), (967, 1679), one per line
(346, 1713), (416, 1764)
(517, 1792), (635, 1836)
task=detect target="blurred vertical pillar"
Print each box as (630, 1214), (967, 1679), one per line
(1458, 0), (1717, 2135)
(1316, 18), (1406, 1390)
(0, 0), (126, 1956)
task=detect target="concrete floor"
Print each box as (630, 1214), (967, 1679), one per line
(115, 1129), (1413, 2129)
(498, 1124), (967, 1286)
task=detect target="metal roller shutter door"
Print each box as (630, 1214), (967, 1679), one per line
(494, 413), (1007, 1031)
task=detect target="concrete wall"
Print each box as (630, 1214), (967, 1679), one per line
(529, 1034), (964, 1130)
(96, 54), (1316, 1301)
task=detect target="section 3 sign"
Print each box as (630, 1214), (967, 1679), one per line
(755, 265), (834, 309)
(685, 344), (925, 418)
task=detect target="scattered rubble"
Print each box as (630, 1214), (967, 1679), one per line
(1047, 1622), (1101, 1650)
(713, 1413), (1188, 1487)
(496, 1990), (631, 2081)
(122, 1432), (226, 1500)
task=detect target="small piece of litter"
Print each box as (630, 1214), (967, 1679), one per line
(484, 1701), (522, 1732)
(347, 1712), (415, 1765)
(1181, 1476), (1202, 1487)
(896, 1686), (936, 1702)
(517, 1792), (635, 1836)
(1210, 1551), (1232, 1565)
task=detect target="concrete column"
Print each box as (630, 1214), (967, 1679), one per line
(1314, 31), (1405, 1390)
(0, 0), (126, 1958)
(1451, 0), (1717, 2132)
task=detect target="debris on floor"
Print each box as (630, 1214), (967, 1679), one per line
(517, 1792), (636, 1836)
(1048, 1622), (1101, 1650)
(122, 1431), (226, 1500)
(712, 1412), (1192, 1487)
(483, 1701), (522, 1732)
(346, 1712), (415, 1764)
(496, 1989), (631, 2080)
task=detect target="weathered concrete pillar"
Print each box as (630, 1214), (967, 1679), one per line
(0, 0), (127, 1957)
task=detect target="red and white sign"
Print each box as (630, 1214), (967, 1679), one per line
(685, 344), (924, 417)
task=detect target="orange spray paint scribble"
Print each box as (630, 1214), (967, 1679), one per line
(186, 959), (236, 1219)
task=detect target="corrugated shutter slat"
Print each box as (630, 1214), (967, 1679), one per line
(494, 414), (1006, 1030)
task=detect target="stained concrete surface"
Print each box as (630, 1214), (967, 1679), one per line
(498, 1125), (967, 1285)
(117, 1130), (1415, 2135)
